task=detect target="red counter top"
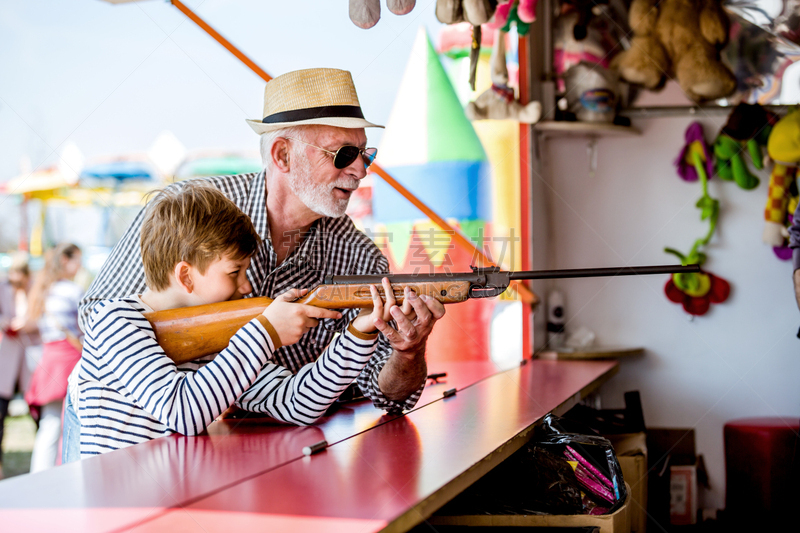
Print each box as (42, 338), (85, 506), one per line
(0, 360), (618, 533)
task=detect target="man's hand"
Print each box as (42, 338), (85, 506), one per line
(374, 277), (446, 401)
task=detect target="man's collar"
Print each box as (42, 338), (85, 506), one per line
(301, 219), (324, 272)
(250, 170), (269, 241)
(259, 169), (325, 270)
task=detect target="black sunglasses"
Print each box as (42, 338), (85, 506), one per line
(286, 137), (378, 169)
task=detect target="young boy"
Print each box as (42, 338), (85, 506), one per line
(77, 184), (388, 457)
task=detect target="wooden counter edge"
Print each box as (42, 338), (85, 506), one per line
(537, 346), (645, 360)
(382, 361), (620, 533)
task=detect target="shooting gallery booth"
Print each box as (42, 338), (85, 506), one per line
(1, 1), (799, 532)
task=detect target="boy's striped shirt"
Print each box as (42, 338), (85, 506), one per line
(78, 295), (378, 457)
(79, 171), (423, 413)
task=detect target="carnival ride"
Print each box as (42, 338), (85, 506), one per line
(0, 143), (262, 274)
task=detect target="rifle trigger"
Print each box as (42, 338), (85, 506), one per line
(468, 285), (505, 299)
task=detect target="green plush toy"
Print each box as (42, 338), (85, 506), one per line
(713, 103), (775, 190)
(713, 134), (761, 189)
(666, 143), (719, 269)
(664, 122), (730, 316)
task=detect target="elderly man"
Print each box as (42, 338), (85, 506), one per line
(77, 68), (445, 414)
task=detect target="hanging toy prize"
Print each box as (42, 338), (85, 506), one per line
(665, 122), (730, 316)
(763, 108), (800, 260)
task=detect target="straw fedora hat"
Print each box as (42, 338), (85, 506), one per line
(246, 68), (384, 134)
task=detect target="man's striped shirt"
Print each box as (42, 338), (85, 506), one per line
(79, 171), (423, 412)
(78, 295), (378, 457)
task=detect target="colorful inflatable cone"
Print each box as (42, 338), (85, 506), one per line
(374, 27), (494, 363)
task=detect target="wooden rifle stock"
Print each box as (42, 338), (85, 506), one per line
(144, 280), (472, 365)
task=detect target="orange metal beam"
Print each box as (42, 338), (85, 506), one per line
(517, 33), (534, 353)
(169, 0), (537, 306)
(171, 0), (272, 83)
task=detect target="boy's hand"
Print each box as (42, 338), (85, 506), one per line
(352, 277), (417, 334)
(262, 288), (342, 347)
(352, 283), (387, 334)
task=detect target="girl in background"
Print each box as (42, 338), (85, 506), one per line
(24, 244), (84, 473)
(0, 253), (41, 479)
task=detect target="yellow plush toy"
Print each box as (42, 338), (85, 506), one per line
(763, 109), (800, 249)
(612, 0), (736, 102)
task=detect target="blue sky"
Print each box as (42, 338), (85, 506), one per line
(0, 0), (444, 181)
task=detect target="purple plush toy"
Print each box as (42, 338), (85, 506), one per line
(675, 122), (715, 182)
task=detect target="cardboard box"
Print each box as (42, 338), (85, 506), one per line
(646, 429), (700, 528)
(670, 465), (697, 526)
(607, 432), (648, 533)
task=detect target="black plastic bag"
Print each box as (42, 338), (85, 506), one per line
(533, 413), (628, 514)
(434, 412), (628, 517)
(433, 440), (587, 516)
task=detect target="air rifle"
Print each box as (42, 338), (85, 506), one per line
(144, 264), (699, 365)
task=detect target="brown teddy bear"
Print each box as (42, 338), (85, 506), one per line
(612, 0), (736, 102)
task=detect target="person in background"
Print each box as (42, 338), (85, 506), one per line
(0, 253), (41, 479)
(24, 244), (84, 473)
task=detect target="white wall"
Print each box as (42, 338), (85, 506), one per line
(538, 116), (800, 511)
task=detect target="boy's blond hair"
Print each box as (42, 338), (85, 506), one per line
(141, 183), (261, 291)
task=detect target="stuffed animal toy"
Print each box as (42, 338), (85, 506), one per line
(491, 0), (512, 28)
(349, 0), (416, 29)
(611, 0), (736, 102)
(563, 61), (619, 123)
(492, 0), (538, 27)
(664, 120), (730, 316)
(553, 11), (610, 92)
(675, 122), (714, 183)
(664, 266), (730, 315)
(491, 1), (531, 35)
(762, 164), (798, 257)
(763, 108), (800, 252)
(436, 0), (497, 25)
(713, 136), (760, 190)
(465, 30), (542, 123)
(560, 0), (609, 41)
(713, 103), (775, 190)
(436, 0), (498, 89)
(517, 0), (538, 22)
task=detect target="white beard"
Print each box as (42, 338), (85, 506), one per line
(288, 157), (359, 218)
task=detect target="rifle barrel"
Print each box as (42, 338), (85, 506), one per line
(508, 264), (699, 281)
